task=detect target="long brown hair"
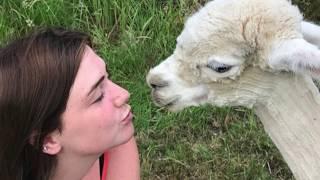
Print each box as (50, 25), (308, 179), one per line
(0, 28), (91, 180)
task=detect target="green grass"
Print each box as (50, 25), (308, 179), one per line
(1, 0), (318, 179)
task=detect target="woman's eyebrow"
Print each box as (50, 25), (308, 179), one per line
(87, 75), (105, 97)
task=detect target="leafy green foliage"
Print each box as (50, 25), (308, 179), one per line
(292, 0), (320, 22)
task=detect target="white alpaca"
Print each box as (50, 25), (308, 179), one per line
(147, 0), (320, 179)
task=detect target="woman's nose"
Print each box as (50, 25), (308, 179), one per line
(110, 81), (130, 107)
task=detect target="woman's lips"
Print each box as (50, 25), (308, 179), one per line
(121, 111), (133, 125)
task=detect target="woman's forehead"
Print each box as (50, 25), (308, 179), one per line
(83, 46), (106, 67)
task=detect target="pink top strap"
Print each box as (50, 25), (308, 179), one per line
(101, 152), (109, 180)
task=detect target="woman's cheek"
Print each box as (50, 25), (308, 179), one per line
(99, 101), (116, 122)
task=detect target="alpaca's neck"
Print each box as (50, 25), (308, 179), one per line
(253, 73), (320, 180)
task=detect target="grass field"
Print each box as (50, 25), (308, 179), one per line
(1, 0), (319, 179)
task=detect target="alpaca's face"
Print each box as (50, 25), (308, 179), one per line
(146, 24), (249, 111)
(147, 0), (320, 111)
(147, 1), (253, 111)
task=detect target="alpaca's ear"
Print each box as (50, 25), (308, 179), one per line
(301, 21), (320, 48)
(268, 38), (320, 79)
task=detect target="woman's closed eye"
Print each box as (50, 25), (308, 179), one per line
(93, 78), (108, 104)
(93, 92), (104, 104)
(92, 83), (106, 104)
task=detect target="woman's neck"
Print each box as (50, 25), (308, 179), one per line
(51, 151), (100, 180)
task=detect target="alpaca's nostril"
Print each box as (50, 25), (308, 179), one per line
(150, 83), (158, 89)
(150, 82), (168, 89)
(147, 74), (169, 89)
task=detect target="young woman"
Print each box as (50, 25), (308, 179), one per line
(0, 28), (140, 180)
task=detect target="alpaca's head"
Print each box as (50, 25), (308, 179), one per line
(147, 0), (320, 111)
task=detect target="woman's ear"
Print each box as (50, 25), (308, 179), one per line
(268, 38), (320, 79)
(42, 130), (62, 155)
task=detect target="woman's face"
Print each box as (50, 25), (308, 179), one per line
(58, 46), (134, 155)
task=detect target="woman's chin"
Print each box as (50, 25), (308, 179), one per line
(113, 123), (135, 148)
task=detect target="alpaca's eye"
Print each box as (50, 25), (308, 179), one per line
(206, 61), (232, 73)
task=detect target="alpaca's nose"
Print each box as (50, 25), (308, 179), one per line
(147, 74), (169, 90)
(150, 82), (168, 89)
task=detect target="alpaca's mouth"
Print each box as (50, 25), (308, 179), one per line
(163, 98), (180, 108)
(151, 90), (181, 108)
(153, 96), (180, 108)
